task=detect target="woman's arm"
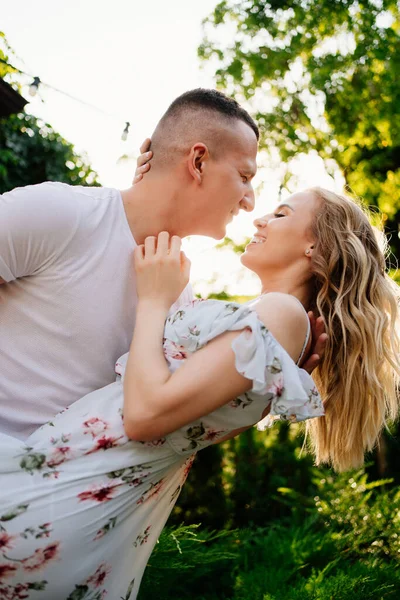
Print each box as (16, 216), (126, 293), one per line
(124, 235), (308, 440)
(132, 138), (152, 184)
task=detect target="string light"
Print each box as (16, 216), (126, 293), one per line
(121, 121), (130, 141)
(28, 76), (41, 97)
(0, 58), (131, 140)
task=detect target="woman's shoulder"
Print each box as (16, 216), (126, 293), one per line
(250, 293), (309, 363)
(252, 292), (306, 318)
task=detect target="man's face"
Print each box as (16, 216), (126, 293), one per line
(195, 120), (258, 239)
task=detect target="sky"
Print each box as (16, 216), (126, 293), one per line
(2, 0), (345, 296)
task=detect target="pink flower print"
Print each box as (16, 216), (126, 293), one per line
(43, 470), (60, 480)
(50, 433), (71, 445)
(0, 532), (17, 552)
(86, 562), (112, 587)
(0, 586), (12, 600)
(82, 417), (109, 438)
(8, 584), (30, 600)
(84, 434), (125, 455)
(268, 379), (284, 398)
(46, 446), (71, 467)
(182, 455), (195, 480)
(94, 529), (106, 541)
(188, 325), (200, 337)
(140, 438), (166, 447)
(204, 429), (225, 442)
(20, 523), (52, 541)
(0, 584), (30, 600)
(22, 541), (60, 572)
(93, 517), (117, 541)
(163, 339), (188, 360)
(115, 360), (125, 375)
(143, 525), (150, 536)
(0, 562), (18, 581)
(145, 480), (164, 501)
(78, 482), (121, 503)
(40, 523), (52, 538)
(191, 298), (204, 306)
(137, 479), (165, 505)
(133, 525), (151, 547)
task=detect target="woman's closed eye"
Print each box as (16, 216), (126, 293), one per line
(273, 212), (286, 218)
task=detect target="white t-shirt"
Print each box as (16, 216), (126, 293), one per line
(0, 182), (193, 440)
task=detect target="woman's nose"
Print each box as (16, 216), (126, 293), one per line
(253, 215), (268, 228)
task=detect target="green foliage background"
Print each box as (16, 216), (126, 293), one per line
(199, 0), (400, 259)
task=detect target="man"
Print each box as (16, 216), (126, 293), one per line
(0, 88), (325, 440)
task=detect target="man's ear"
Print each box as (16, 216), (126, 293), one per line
(187, 143), (209, 184)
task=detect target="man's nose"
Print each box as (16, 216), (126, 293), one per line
(240, 188), (255, 212)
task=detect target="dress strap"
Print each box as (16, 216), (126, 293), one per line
(288, 296), (311, 366)
(296, 319), (311, 366)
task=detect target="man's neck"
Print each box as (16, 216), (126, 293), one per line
(120, 180), (184, 244)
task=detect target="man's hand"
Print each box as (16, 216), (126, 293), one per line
(132, 138), (152, 184)
(300, 312), (328, 374)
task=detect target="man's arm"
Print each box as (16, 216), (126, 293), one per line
(300, 312), (328, 374)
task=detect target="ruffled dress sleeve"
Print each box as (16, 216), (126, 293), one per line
(161, 299), (324, 456)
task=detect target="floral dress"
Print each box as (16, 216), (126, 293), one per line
(0, 300), (324, 600)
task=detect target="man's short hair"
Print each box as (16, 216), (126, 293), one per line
(150, 88), (259, 169)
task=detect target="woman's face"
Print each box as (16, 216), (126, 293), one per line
(241, 191), (320, 276)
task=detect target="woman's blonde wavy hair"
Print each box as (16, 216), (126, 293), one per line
(305, 187), (400, 472)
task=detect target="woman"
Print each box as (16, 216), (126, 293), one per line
(0, 186), (399, 599)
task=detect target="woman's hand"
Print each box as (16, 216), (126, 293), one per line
(134, 232), (191, 310)
(133, 138), (153, 184)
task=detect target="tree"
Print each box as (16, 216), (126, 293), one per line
(0, 32), (99, 193)
(0, 114), (100, 193)
(199, 0), (400, 258)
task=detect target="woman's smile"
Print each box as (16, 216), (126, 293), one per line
(248, 234), (267, 245)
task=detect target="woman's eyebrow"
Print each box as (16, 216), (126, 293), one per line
(276, 203), (295, 212)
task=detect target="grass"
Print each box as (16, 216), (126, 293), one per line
(138, 471), (400, 600)
(138, 521), (400, 600)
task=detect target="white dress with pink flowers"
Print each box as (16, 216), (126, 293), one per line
(0, 299), (324, 599)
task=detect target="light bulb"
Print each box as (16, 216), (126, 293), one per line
(121, 121), (130, 141)
(29, 76), (41, 97)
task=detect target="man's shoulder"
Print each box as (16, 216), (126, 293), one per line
(69, 183), (120, 202)
(2, 181), (119, 202)
(2, 183), (122, 219)
(2, 181), (73, 197)
(38, 182), (120, 203)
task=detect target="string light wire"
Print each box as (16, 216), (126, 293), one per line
(0, 57), (131, 140)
